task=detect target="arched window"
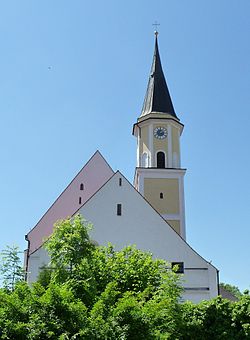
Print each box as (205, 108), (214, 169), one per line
(160, 192), (164, 199)
(80, 183), (84, 190)
(141, 152), (149, 167)
(157, 152), (165, 168)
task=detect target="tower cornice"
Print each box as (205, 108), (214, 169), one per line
(132, 115), (184, 137)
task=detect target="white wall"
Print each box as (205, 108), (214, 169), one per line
(27, 246), (49, 283)
(79, 171), (218, 302)
(27, 171), (218, 302)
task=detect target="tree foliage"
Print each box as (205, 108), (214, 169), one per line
(44, 216), (94, 276)
(0, 215), (249, 339)
(0, 245), (24, 291)
(180, 293), (250, 339)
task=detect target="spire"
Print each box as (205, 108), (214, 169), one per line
(141, 32), (178, 119)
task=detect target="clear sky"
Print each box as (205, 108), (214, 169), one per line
(0, 1), (249, 291)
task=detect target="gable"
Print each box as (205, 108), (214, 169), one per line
(27, 151), (114, 254)
(78, 171), (212, 269)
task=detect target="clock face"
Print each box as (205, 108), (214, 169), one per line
(154, 127), (167, 139)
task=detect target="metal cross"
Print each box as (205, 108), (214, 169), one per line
(152, 21), (160, 31)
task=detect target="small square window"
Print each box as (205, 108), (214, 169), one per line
(117, 203), (122, 216)
(171, 262), (184, 274)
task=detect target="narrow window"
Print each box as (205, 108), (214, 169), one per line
(79, 197), (82, 204)
(80, 183), (84, 190)
(171, 262), (184, 274)
(119, 178), (122, 186)
(117, 203), (122, 216)
(160, 192), (164, 199)
(157, 152), (165, 168)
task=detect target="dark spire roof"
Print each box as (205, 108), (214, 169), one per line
(141, 32), (178, 119)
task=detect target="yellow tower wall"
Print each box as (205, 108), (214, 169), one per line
(140, 125), (150, 154)
(172, 126), (180, 156)
(167, 220), (181, 234)
(144, 178), (179, 214)
(153, 124), (168, 162)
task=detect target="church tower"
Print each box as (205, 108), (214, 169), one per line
(133, 32), (186, 239)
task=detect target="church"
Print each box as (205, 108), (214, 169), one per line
(24, 32), (219, 303)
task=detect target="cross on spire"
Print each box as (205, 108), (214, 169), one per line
(152, 21), (160, 35)
(140, 29), (178, 119)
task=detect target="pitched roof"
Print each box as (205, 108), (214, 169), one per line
(77, 170), (218, 272)
(27, 151), (114, 254)
(219, 287), (239, 302)
(141, 32), (178, 119)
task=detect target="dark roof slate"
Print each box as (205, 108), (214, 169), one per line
(141, 33), (178, 119)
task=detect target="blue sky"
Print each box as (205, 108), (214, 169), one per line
(0, 1), (249, 291)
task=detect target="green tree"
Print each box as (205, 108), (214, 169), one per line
(0, 245), (25, 291)
(180, 292), (250, 340)
(37, 265), (52, 288)
(1, 215), (249, 339)
(44, 215), (94, 279)
(41, 214), (183, 338)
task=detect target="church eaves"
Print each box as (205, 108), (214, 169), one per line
(141, 32), (178, 119)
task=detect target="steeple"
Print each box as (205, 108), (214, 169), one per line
(133, 32), (185, 239)
(141, 32), (178, 119)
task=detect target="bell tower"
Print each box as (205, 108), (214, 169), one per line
(133, 32), (186, 239)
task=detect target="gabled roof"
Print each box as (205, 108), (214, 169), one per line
(140, 32), (178, 119)
(219, 287), (239, 302)
(27, 151), (114, 254)
(77, 170), (218, 272)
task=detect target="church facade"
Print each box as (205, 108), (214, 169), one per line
(24, 33), (219, 303)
